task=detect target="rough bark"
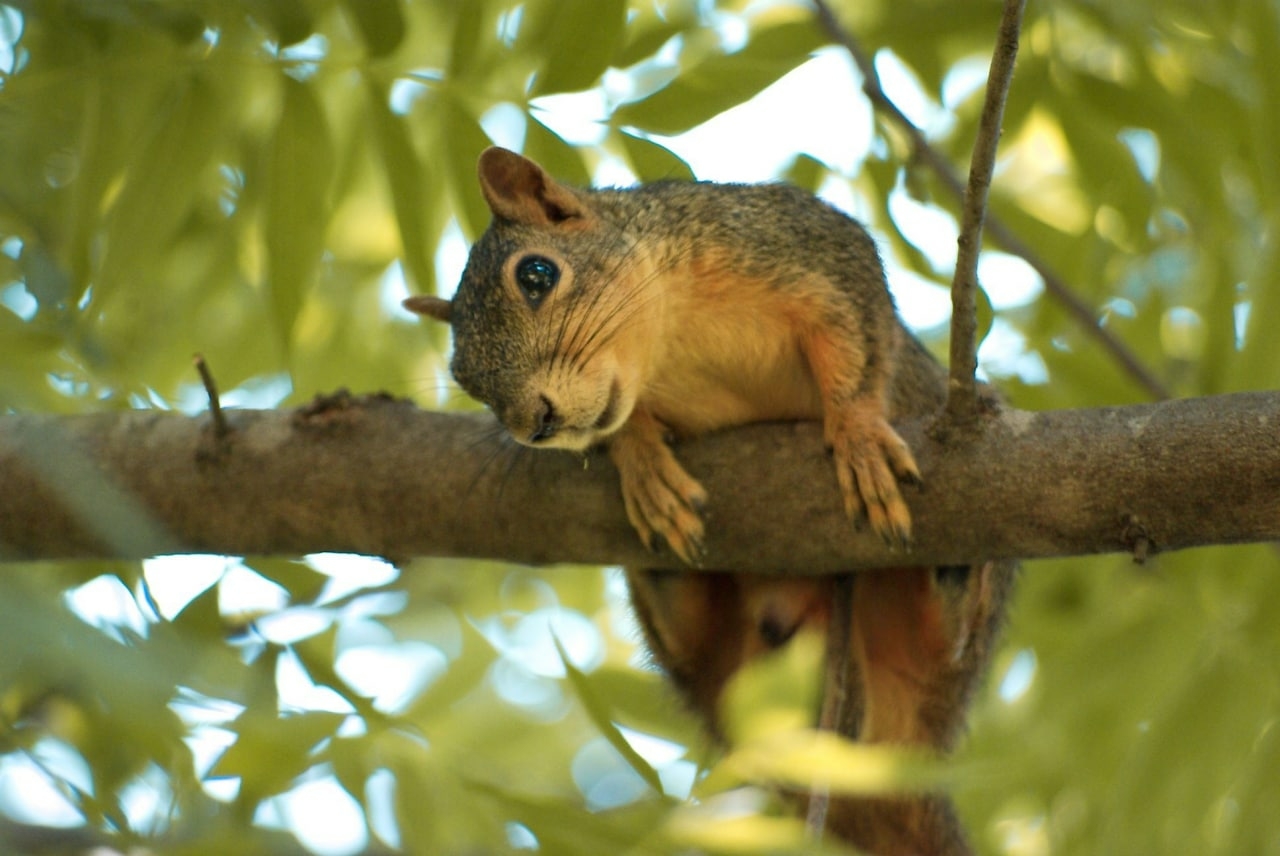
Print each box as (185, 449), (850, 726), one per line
(1, 390), (1277, 570)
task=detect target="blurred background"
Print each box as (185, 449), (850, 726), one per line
(1, 0), (1278, 853)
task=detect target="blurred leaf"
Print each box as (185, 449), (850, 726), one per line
(406, 618), (495, 717)
(782, 153), (828, 194)
(616, 131), (695, 183)
(525, 116), (592, 187)
(446, 0), (489, 80)
(974, 280), (995, 348)
(554, 636), (663, 793)
(612, 19), (825, 135)
(586, 664), (701, 746)
(438, 93), (497, 238)
(367, 81), (439, 296)
(293, 624), (383, 721)
(524, 0), (628, 96)
(265, 77), (334, 346)
(20, 239), (71, 309)
(244, 0), (314, 47)
(97, 75), (222, 305)
(170, 574), (226, 639)
(466, 779), (675, 854)
(339, 0), (404, 58)
(245, 557), (329, 604)
(216, 708), (345, 805)
(615, 3), (697, 69)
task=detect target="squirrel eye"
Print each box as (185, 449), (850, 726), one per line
(514, 255), (559, 308)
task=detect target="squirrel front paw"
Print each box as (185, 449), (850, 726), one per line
(825, 404), (921, 547)
(608, 414), (708, 565)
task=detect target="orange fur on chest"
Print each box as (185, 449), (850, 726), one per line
(633, 248), (832, 436)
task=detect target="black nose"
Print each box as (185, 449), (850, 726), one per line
(529, 395), (560, 442)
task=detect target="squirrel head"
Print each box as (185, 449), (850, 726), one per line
(405, 147), (651, 451)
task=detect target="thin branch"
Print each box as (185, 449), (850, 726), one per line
(194, 352), (230, 441)
(811, 0), (1172, 401)
(808, 575), (858, 836)
(948, 0), (1027, 421)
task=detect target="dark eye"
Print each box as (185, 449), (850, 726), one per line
(514, 255), (559, 308)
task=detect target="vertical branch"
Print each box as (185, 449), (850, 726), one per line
(807, 574), (858, 837)
(947, 0), (1027, 421)
(812, 0), (1170, 401)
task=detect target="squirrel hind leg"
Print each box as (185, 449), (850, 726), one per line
(851, 562), (1005, 749)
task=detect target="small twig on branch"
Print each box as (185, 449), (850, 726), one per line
(947, 0), (1026, 421)
(810, 0), (1171, 402)
(194, 353), (230, 441)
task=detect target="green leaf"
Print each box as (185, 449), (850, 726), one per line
(446, 0), (490, 80)
(243, 557), (329, 604)
(438, 93), (498, 238)
(170, 573), (226, 639)
(123, 0), (206, 43)
(582, 664), (701, 747)
(339, 0), (404, 57)
(782, 153), (829, 194)
(616, 131), (695, 183)
(525, 116), (592, 187)
(293, 624), (383, 721)
(244, 0), (315, 47)
(265, 76), (334, 344)
(214, 709), (346, 805)
(615, 3), (697, 69)
(367, 81), (438, 296)
(612, 18), (825, 135)
(20, 240), (71, 309)
(406, 617), (495, 717)
(525, 0), (627, 96)
(466, 778), (675, 854)
(553, 635), (664, 793)
(97, 76), (222, 304)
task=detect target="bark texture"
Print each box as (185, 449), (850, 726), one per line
(1, 390), (1277, 570)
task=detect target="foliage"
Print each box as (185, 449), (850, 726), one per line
(1, 0), (1278, 854)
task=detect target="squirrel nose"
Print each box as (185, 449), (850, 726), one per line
(528, 394), (561, 443)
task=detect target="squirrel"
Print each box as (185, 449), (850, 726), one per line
(405, 147), (1014, 855)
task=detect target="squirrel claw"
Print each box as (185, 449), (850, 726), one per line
(827, 406), (919, 548)
(610, 415), (709, 568)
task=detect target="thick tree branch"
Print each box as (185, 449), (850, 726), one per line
(811, 0), (1172, 401)
(1, 392), (1277, 569)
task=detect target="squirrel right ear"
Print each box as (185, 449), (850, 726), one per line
(403, 294), (452, 324)
(476, 147), (592, 228)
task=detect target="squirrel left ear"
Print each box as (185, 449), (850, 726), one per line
(403, 294), (452, 324)
(476, 147), (592, 228)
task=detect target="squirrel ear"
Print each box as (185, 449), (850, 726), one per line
(403, 294), (452, 324)
(476, 147), (591, 228)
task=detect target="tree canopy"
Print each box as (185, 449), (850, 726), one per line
(1, 1), (1278, 854)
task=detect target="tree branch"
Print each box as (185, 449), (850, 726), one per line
(948, 0), (1026, 420)
(811, 0), (1172, 401)
(2, 393), (1277, 569)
